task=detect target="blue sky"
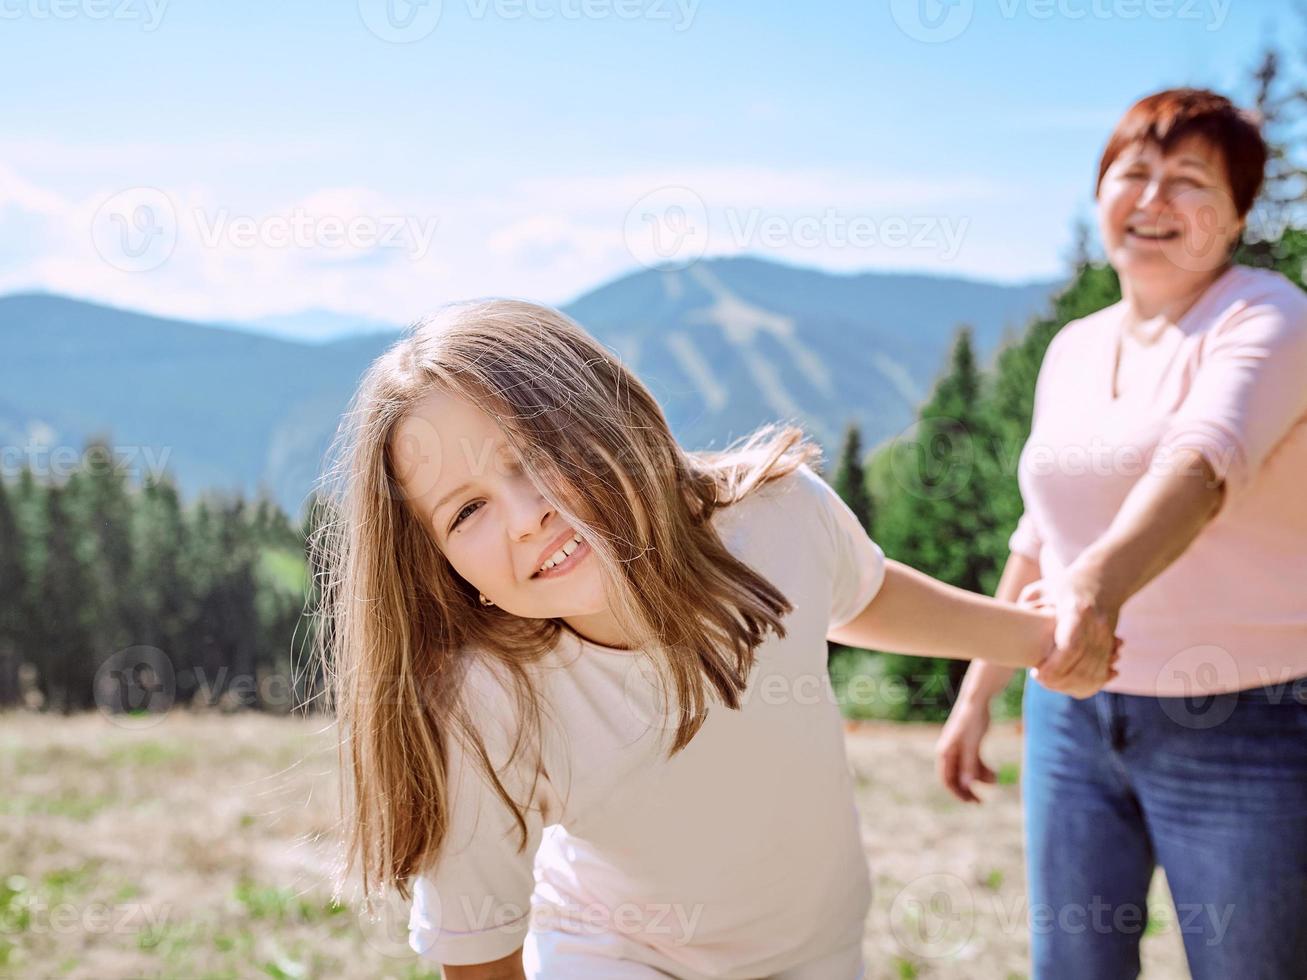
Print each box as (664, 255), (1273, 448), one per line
(0, 0), (1291, 331)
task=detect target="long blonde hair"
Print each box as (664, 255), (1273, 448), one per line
(310, 298), (824, 906)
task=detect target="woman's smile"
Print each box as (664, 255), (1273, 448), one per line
(1124, 221), (1182, 244)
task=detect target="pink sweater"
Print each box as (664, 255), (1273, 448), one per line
(1010, 264), (1307, 697)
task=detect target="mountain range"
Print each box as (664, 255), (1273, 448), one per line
(0, 256), (1061, 518)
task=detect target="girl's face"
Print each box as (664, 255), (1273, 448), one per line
(1097, 134), (1243, 284)
(391, 388), (611, 620)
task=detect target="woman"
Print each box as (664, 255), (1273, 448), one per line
(937, 87), (1307, 980)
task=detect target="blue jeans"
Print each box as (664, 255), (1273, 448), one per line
(1022, 674), (1307, 980)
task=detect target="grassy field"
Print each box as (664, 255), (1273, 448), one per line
(0, 711), (1189, 979)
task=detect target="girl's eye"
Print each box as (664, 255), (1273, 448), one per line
(451, 500), (483, 530)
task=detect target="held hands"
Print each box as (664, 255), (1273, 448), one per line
(935, 572), (1124, 805)
(1019, 577), (1123, 699)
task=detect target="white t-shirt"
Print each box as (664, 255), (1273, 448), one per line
(408, 461), (887, 977)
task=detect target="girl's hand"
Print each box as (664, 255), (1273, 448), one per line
(935, 697), (997, 804)
(1015, 578), (1052, 611)
(1021, 578), (1123, 698)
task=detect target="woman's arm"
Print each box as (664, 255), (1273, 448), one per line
(1040, 291), (1307, 688)
(827, 558), (1055, 670)
(1065, 448), (1223, 610)
(443, 947), (526, 980)
(1034, 448), (1222, 691)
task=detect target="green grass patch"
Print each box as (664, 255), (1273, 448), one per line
(106, 740), (189, 768)
(0, 792), (114, 820)
(136, 921), (197, 957)
(1, 875), (33, 933)
(233, 878), (347, 924)
(40, 864), (97, 901)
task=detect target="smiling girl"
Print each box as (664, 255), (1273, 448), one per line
(311, 299), (1116, 979)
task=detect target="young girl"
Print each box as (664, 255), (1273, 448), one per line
(312, 299), (1116, 980)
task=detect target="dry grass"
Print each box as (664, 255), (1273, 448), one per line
(0, 712), (1189, 979)
(844, 719), (1188, 979)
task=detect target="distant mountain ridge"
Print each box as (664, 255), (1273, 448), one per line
(0, 257), (1061, 516)
(229, 309), (404, 344)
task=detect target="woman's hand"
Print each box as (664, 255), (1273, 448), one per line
(1020, 578), (1123, 698)
(935, 697), (997, 804)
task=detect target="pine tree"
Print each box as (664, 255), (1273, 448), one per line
(1246, 46), (1307, 241)
(870, 326), (997, 716)
(0, 478), (25, 705)
(33, 482), (98, 713)
(75, 436), (136, 661)
(132, 472), (194, 701)
(831, 422), (874, 535)
(187, 496), (261, 708)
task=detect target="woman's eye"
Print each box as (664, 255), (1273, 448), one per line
(451, 500), (483, 530)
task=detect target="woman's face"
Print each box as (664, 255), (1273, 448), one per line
(1097, 134), (1243, 284)
(390, 388), (610, 619)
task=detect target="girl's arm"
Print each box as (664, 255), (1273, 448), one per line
(953, 550), (1042, 708)
(827, 558), (1118, 695)
(826, 559), (1053, 668)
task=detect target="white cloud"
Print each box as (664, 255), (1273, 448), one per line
(0, 154), (1066, 328)
(0, 138), (336, 178)
(509, 166), (1007, 211)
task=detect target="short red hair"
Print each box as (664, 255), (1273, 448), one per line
(1096, 87), (1267, 218)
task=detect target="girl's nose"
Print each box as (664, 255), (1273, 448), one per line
(508, 485), (554, 540)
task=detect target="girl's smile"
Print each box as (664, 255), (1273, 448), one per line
(531, 534), (591, 580)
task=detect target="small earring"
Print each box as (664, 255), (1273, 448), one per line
(479, 593), (495, 607)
